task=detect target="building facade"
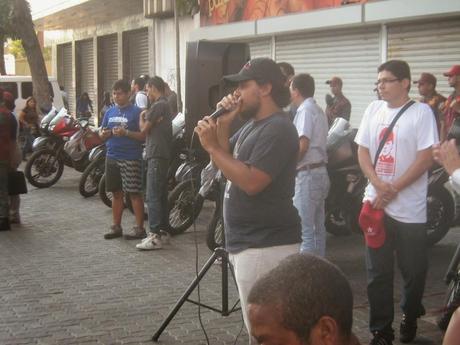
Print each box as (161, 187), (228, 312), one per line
(36, 0), (460, 126)
(35, 0), (195, 124)
(192, 0), (460, 126)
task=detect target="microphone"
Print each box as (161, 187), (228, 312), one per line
(208, 107), (229, 119)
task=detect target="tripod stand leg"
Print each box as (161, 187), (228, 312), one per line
(221, 254), (229, 316)
(152, 250), (219, 342)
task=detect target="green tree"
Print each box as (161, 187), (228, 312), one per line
(0, 0), (16, 75)
(8, 39), (26, 59)
(8, 0), (51, 111)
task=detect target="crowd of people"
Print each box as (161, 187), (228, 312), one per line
(194, 57), (460, 345)
(1, 56), (460, 345)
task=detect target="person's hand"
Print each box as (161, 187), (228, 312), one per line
(194, 116), (220, 153)
(112, 126), (127, 137)
(434, 139), (460, 175)
(100, 128), (112, 140)
(215, 92), (242, 127)
(373, 180), (398, 209)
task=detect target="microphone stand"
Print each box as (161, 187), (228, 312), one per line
(152, 247), (240, 342)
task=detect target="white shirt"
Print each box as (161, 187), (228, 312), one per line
(135, 91), (148, 110)
(355, 100), (439, 223)
(450, 169), (460, 194)
(293, 97), (328, 167)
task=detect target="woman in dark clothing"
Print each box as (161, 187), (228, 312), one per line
(76, 92), (93, 119)
(99, 91), (113, 124)
(18, 97), (40, 160)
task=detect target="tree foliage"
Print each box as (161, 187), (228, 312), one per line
(1, 0), (52, 111)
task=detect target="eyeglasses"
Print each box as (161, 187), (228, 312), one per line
(375, 78), (400, 86)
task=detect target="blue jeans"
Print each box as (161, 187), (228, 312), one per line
(146, 158), (169, 234)
(293, 167), (330, 256)
(366, 215), (427, 338)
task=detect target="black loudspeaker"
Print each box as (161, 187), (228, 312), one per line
(184, 41), (250, 144)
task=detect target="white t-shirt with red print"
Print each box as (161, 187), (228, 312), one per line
(355, 100), (439, 223)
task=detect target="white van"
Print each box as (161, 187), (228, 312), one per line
(0, 76), (64, 112)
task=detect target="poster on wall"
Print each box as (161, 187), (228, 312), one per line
(200, 0), (368, 26)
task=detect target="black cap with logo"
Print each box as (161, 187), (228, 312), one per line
(223, 58), (286, 87)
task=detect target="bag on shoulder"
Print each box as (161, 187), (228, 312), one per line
(8, 170), (28, 195)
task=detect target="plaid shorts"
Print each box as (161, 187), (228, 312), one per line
(105, 158), (142, 193)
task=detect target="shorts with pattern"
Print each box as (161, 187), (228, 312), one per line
(105, 158), (142, 193)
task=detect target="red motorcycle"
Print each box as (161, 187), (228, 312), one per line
(25, 109), (102, 188)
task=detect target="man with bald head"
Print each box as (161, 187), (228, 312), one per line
(248, 253), (360, 345)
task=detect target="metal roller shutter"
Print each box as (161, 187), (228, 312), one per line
(99, 34), (119, 96)
(275, 26), (381, 127)
(248, 38), (272, 59)
(124, 28), (149, 81)
(76, 39), (96, 123)
(57, 43), (74, 113)
(388, 17), (460, 99)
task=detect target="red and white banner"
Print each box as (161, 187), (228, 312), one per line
(200, 0), (368, 26)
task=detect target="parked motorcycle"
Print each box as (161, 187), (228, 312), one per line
(437, 242), (460, 330)
(98, 173), (113, 208)
(79, 143), (106, 197)
(166, 147), (206, 235)
(426, 166), (455, 246)
(198, 164), (226, 251)
(325, 118), (366, 236)
(25, 109), (102, 188)
(324, 118), (455, 245)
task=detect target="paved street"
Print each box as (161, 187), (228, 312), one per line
(0, 167), (457, 345)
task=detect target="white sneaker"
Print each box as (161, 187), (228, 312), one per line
(136, 233), (163, 250)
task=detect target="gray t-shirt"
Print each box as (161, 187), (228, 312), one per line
(293, 97), (328, 167)
(145, 96), (172, 160)
(223, 112), (301, 254)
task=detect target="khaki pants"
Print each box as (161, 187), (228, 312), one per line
(229, 243), (300, 344)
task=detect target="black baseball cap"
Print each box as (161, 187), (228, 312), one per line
(223, 58), (285, 86)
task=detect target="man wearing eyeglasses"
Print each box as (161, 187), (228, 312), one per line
(354, 60), (438, 345)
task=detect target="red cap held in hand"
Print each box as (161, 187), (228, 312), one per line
(358, 201), (386, 249)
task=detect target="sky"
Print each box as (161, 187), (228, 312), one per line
(28, 0), (73, 17)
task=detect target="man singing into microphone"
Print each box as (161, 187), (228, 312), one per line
(194, 58), (301, 340)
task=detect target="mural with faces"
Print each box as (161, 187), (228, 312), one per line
(376, 125), (397, 177)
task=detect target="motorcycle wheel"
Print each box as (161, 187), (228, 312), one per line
(168, 180), (204, 235)
(206, 205), (225, 251)
(437, 272), (460, 331)
(79, 159), (104, 197)
(98, 174), (113, 208)
(426, 187), (454, 246)
(325, 208), (352, 236)
(25, 148), (64, 188)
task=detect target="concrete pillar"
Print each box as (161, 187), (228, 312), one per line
(148, 18), (156, 76)
(93, 36), (99, 125)
(117, 31), (124, 80)
(380, 23), (388, 63)
(71, 40), (77, 116)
